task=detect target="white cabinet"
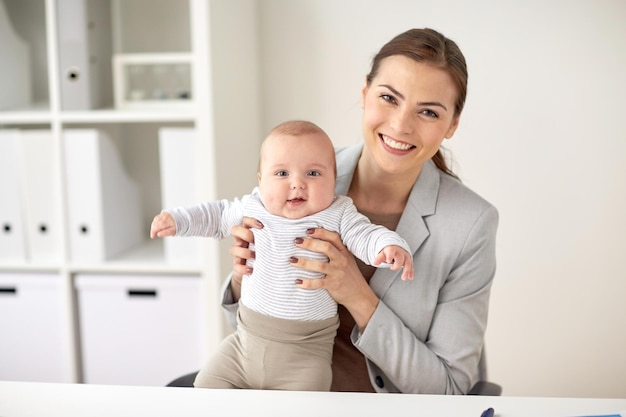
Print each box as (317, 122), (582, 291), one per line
(0, 273), (72, 382)
(0, 0), (261, 384)
(75, 274), (204, 386)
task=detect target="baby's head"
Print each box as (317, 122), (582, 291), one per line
(258, 120), (337, 219)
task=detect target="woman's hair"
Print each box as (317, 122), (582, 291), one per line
(366, 28), (467, 178)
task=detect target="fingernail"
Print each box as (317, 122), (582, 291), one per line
(246, 267), (253, 274)
(306, 228), (315, 234)
(256, 220), (264, 228)
(295, 279), (303, 285)
(294, 237), (304, 244)
(289, 257), (298, 263)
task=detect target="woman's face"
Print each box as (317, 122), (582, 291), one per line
(360, 55), (460, 177)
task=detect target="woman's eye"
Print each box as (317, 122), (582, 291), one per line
(380, 94), (396, 104)
(420, 109), (439, 119)
(307, 170), (321, 177)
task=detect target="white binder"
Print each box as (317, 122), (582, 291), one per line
(56, 0), (112, 110)
(19, 130), (62, 263)
(0, 1), (32, 110)
(158, 127), (200, 264)
(0, 130), (27, 262)
(63, 129), (143, 262)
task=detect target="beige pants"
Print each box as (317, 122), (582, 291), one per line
(194, 304), (339, 391)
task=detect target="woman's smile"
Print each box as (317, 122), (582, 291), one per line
(380, 134), (415, 153)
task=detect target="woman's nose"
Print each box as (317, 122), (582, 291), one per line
(390, 108), (414, 134)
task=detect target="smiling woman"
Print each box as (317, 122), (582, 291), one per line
(223, 0), (626, 398)
(223, 28), (499, 394)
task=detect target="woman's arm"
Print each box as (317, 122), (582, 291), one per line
(293, 205), (498, 394)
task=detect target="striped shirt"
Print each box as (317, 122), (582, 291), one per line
(168, 187), (410, 321)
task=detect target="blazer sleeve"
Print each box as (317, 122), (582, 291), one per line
(220, 273), (239, 330)
(353, 203), (499, 394)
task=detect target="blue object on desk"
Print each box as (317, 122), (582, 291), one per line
(480, 407), (495, 417)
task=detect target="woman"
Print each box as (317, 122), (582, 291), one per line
(222, 28), (498, 394)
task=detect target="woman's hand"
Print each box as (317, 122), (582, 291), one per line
(229, 217), (263, 302)
(292, 228), (380, 331)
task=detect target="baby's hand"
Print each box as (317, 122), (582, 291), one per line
(373, 245), (414, 281)
(150, 211), (177, 239)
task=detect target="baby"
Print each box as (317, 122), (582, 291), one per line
(150, 120), (413, 390)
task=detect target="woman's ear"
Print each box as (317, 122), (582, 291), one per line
(360, 77), (369, 109)
(444, 116), (461, 139)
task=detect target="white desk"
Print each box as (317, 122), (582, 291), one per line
(0, 381), (624, 417)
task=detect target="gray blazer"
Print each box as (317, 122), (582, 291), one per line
(222, 143), (498, 394)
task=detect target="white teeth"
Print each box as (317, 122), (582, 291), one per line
(382, 135), (412, 151)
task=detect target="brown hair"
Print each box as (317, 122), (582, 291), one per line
(366, 28), (467, 178)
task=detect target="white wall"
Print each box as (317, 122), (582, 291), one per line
(255, 0), (626, 398)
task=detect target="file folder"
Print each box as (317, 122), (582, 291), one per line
(0, 1), (32, 110)
(158, 127), (200, 264)
(63, 129), (143, 262)
(19, 130), (62, 263)
(56, 0), (112, 110)
(0, 130), (27, 262)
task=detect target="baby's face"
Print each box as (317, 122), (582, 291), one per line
(258, 132), (336, 219)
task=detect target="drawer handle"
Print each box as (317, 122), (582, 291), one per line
(0, 287), (17, 295)
(127, 289), (157, 298)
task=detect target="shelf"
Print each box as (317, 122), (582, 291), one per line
(65, 239), (202, 275)
(60, 108), (196, 124)
(0, 241), (201, 276)
(0, 262), (63, 274)
(0, 107), (51, 125)
(0, 108), (195, 125)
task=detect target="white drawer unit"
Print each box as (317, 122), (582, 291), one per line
(75, 274), (205, 386)
(0, 273), (72, 382)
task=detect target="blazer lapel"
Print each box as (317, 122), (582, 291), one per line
(370, 160), (440, 298)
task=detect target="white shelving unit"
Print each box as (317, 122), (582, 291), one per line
(0, 0), (261, 385)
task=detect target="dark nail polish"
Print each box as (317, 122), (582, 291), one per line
(306, 228), (315, 234)
(289, 257), (298, 263)
(294, 237), (304, 244)
(295, 279), (303, 285)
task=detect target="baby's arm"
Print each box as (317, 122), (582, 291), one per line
(373, 245), (414, 281)
(150, 211), (176, 238)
